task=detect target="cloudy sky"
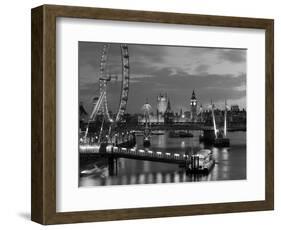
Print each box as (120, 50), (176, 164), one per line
(79, 42), (246, 114)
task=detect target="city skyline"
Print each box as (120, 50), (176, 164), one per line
(79, 42), (246, 115)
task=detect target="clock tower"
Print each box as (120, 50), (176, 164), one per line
(190, 89), (197, 122)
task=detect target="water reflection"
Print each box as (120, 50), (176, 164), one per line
(79, 131), (246, 187)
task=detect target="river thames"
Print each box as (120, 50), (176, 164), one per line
(79, 130), (246, 187)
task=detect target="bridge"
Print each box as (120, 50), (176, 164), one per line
(80, 145), (189, 176)
(80, 144), (189, 166)
(85, 122), (246, 133)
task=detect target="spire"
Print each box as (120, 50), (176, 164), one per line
(167, 98), (171, 111)
(191, 89), (196, 100)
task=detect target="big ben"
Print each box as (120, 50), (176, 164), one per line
(190, 89), (197, 122)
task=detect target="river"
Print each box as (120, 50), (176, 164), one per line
(79, 130), (246, 187)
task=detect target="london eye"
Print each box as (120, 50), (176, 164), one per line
(84, 44), (130, 139)
(98, 44), (130, 123)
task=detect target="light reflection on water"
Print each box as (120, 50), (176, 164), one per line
(79, 130), (246, 187)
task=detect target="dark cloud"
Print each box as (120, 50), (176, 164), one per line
(129, 45), (166, 63)
(194, 64), (210, 73)
(218, 49), (246, 63)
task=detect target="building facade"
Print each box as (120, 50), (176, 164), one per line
(164, 99), (174, 124)
(156, 93), (168, 122)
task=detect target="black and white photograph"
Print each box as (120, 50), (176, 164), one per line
(78, 42), (247, 187)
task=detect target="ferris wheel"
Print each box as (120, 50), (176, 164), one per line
(90, 44), (130, 123)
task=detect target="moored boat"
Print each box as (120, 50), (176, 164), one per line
(151, 130), (165, 135)
(179, 130), (193, 138)
(169, 130), (193, 138)
(186, 149), (215, 174)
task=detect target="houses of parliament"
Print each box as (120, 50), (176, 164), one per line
(138, 90), (246, 126)
(138, 90), (202, 124)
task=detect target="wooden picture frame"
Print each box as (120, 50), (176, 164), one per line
(31, 4), (274, 225)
